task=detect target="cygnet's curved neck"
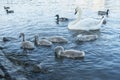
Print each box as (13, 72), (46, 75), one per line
(22, 35), (25, 42)
(34, 37), (39, 45)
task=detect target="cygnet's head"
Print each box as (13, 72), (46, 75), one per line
(34, 35), (39, 40)
(19, 33), (24, 38)
(54, 46), (64, 58)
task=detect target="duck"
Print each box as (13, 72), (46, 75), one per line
(98, 9), (109, 17)
(55, 14), (68, 24)
(6, 9), (14, 14)
(48, 36), (68, 43)
(34, 35), (52, 47)
(54, 46), (85, 59)
(76, 34), (98, 42)
(19, 33), (35, 50)
(4, 6), (10, 9)
(68, 7), (105, 31)
(2, 37), (17, 42)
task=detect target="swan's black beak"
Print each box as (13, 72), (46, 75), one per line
(75, 9), (77, 15)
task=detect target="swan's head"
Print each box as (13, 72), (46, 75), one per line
(54, 46), (64, 58)
(75, 6), (82, 15)
(19, 33), (24, 38)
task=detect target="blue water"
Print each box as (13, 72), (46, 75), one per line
(0, 0), (120, 80)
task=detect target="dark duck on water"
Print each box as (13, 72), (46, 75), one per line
(55, 14), (68, 24)
(4, 6), (10, 10)
(98, 9), (109, 17)
(6, 9), (14, 14)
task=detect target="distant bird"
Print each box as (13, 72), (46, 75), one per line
(4, 6), (10, 9)
(55, 14), (68, 24)
(34, 35), (52, 47)
(6, 9), (14, 14)
(98, 9), (109, 17)
(2, 37), (17, 42)
(19, 33), (34, 50)
(48, 36), (68, 43)
(54, 46), (85, 59)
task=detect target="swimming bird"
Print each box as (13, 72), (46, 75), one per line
(98, 9), (109, 17)
(34, 35), (52, 47)
(2, 37), (17, 42)
(48, 36), (68, 43)
(76, 34), (98, 42)
(54, 46), (85, 59)
(6, 9), (14, 14)
(68, 7), (105, 31)
(19, 33), (34, 50)
(4, 6), (10, 9)
(55, 14), (68, 24)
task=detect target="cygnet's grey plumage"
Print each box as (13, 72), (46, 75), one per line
(54, 46), (85, 59)
(49, 36), (68, 43)
(76, 34), (98, 42)
(34, 35), (52, 47)
(19, 33), (34, 50)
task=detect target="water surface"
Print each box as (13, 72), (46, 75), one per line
(0, 0), (120, 80)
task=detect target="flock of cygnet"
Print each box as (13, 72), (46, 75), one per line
(2, 6), (109, 59)
(18, 32), (86, 59)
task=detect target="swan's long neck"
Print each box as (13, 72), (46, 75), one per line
(73, 9), (82, 24)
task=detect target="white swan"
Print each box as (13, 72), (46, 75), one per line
(68, 7), (105, 31)
(19, 33), (35, 50)
(48, 36), (68, 43)
(34, 35), (52, 47)
(76, 34), (98, 42)
(54, 46), (85, 59)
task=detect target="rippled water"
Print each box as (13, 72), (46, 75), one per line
(0, 0), (120, 80)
